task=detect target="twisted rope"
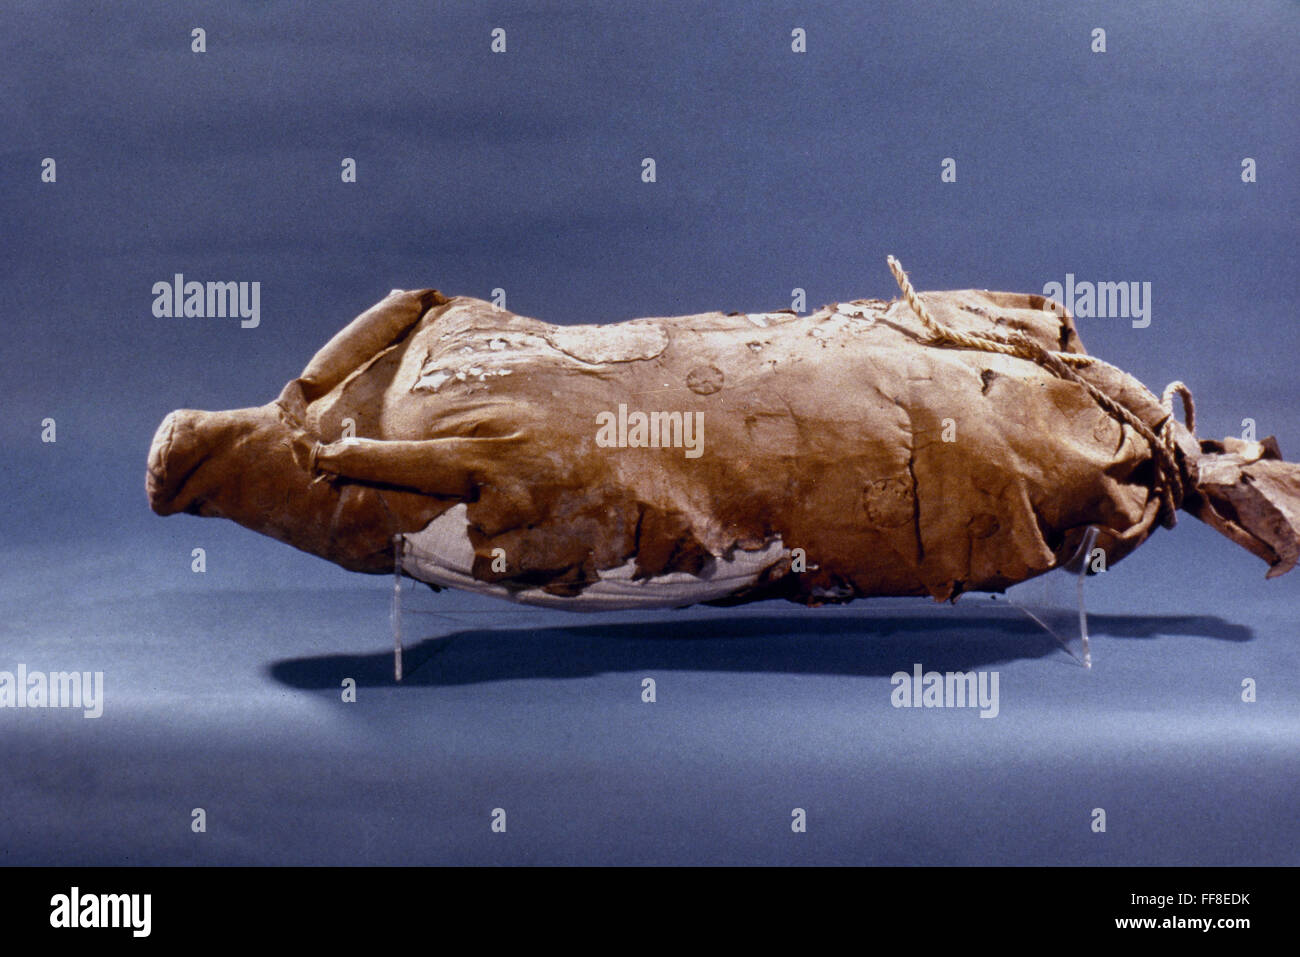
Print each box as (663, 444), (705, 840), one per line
(1161, 380), (1195, 435)
(886, 255), (1192, 527)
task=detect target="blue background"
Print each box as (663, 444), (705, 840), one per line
(1, 0), (1296, 864)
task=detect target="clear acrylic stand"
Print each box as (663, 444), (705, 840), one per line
(390, 534), (549, 681)
(391, 536), (403, 682)
(389, 526), (1101, 681)
(1003, 525), (1100, 669)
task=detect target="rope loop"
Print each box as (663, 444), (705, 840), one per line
(1161, 380), (1196, 435)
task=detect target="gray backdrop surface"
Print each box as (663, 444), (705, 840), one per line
(1, 0), (1296, 864)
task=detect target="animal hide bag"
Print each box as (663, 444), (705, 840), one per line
(146, 262), (1300, 610)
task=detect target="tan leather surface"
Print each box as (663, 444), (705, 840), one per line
(146, 287), (1299, 604)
